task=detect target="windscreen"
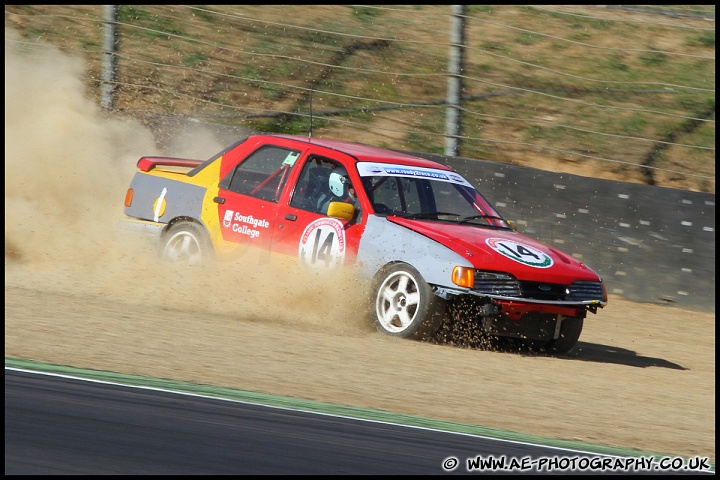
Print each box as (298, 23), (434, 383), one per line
(357, 162), (509, 228)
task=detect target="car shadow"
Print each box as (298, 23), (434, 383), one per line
(429, 324), (687, 370)
(555, 341), (687, 370)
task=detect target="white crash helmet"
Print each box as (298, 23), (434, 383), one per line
(328, 172), (348, 197)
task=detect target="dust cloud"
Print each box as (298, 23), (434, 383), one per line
(4, 26), (368, 336)
(5, 29), (716, 466)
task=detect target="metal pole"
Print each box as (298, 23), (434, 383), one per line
(444, 5), (466, 157)
(101, 5), (119, 110)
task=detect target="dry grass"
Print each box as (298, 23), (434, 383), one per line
(4, 5), (715, 192)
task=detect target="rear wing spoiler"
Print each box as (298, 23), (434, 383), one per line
(137, 156), (204, 172)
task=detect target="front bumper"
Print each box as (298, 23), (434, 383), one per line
(468, 291), (607, 308)
(433, 285), (606, 319)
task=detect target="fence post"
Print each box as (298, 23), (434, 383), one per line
(444, 5), (466, 157)
(101, 5), (119, 110)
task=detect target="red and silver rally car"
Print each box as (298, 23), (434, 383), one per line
(122, 134), (607, 353)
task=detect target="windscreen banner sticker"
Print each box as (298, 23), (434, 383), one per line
(299, 218), (346, 269)
(222, 209), (270, 239)
(486, 238), (553, 268)
(357, 162), (473, 187)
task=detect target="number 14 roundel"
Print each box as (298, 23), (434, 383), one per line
(298, 218), (347, 269)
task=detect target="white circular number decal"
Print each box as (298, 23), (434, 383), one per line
(299, 218), (346, 269)
(486, 238), (553, 268)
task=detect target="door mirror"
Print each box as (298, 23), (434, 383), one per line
(327, 201), (355, 221)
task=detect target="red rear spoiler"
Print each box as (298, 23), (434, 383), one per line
(137, 156), (203, 172)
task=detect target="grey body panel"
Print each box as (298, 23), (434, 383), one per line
(125, 173), (206, 226)
(356, 215), (472, 288)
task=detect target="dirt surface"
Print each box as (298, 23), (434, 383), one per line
(4, 25), (715, 463)
(4, 263), (716, 462)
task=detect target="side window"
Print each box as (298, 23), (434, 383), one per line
(220, 146), (300, 202)
(290, 156), (357, 215)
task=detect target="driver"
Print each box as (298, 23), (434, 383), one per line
(318, 172), (358, 214)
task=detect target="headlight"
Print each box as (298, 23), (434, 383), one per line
(473, 271), (522, 296)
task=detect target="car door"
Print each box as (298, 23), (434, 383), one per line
(214, 144), (302, 257)
(270, 153), (365, 270)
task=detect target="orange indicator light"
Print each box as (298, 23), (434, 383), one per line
(452, 266), (474, 288)
(124, 188), (134, 207)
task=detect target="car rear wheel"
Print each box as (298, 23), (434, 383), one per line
(161, 222), (213, 267)
(372, 263), (444, 340)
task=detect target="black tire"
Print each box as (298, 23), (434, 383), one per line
(371, 263), (445, 340)
(161, 222), (214, 267)
(543, 316), (584, 354)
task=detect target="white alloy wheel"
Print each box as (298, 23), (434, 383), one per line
(161, 223), (211, 267)
(373, 263), (444, 339)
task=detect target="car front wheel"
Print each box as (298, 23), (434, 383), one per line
(372, 263), (445, 340)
